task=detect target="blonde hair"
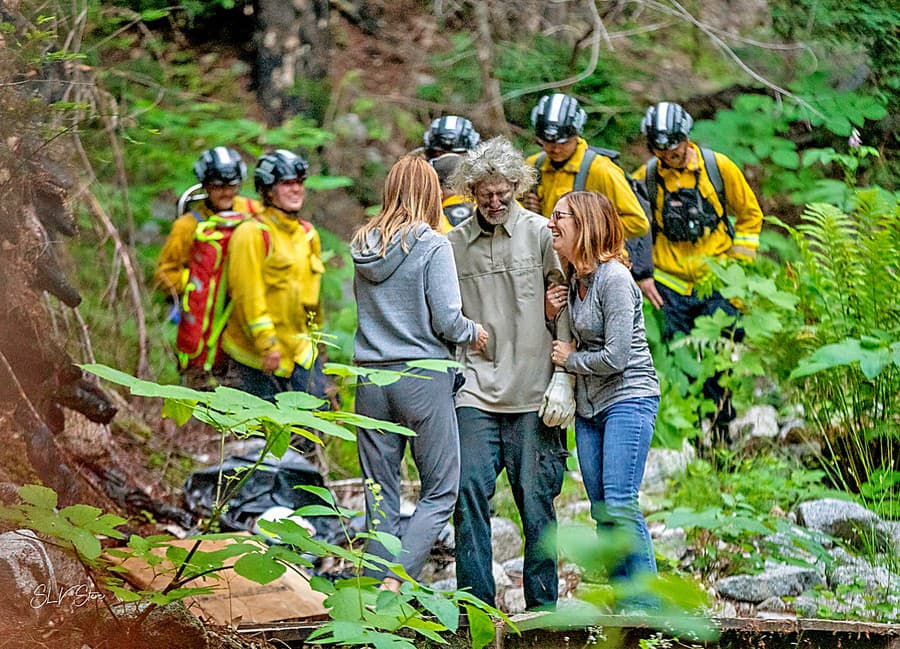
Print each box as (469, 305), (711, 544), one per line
(562, 191), (629, 277)
(351, 156), (442, 256)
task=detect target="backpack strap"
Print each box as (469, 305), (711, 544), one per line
(573, 148), (598, 192)
(699, 146), (726, 215)
(587, 146), (621, 164)
(190, 209), (203, 222)
(645, 157), (659, 217)
(699, 146), (733, 238)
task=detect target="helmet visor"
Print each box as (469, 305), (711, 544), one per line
(649, 131), (687, 151)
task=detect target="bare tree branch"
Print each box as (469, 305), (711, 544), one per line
(501, 0), (604, 100)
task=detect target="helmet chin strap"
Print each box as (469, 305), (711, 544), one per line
(272, 204), (300, 218)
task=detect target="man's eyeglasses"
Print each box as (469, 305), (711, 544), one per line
(549, 210), (575, 221)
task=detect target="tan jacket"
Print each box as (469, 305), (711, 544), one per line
(447, 203), (571, 413)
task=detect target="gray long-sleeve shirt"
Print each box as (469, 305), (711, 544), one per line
(352, 224), (478, 364)
(563, 259), (660, 417)
(447, 203), (570, 413)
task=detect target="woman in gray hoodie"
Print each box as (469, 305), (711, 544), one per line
(351, 156), (487, 591)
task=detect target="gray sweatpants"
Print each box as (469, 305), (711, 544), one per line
(355, 365), (460, 580)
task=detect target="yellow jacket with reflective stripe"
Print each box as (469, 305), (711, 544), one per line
(632, 144), (762, 295)
(221, 206), (325, 376)
(525, 137), (649, 238)
(439, 194), (474, 233)
(153, 195), (261, 296)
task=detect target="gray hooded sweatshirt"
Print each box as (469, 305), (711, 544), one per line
(352, 223), (478, 364)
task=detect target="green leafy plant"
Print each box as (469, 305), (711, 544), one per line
(0, 361), (514, 646)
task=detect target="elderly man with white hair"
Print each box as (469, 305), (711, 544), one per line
(446, 136), (575, 610)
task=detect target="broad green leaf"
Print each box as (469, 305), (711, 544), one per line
(309, 619), (368, 643)
(310, 575), (336, 595)
(268, 424), (292, 459)
(19, 484), (57, 509)
(275, 391), (326, 411)
(264, 544), (313, 568)
(80, 364), (139, 389)
(166, 544), (189, 566)
(106, 585), (143, 602)
(162, 398), (194, 426)
(208, 386), (273, 412)
(305, 175), (354, 190)
(417, 593), (459, 631)
(69, 527), (102, 560)
(463, 604), (495, 649)
(404, 359), (462, 372)
(403, 616), (448, 643)
(329, 411), (416, 436)
(234, 552), (286, 584)
(369, 531), (402, 558)
(284, 410), (356, 441)
(326, 585), (367, 620)
(294, 505), (339, 518)
(297, 485), (335, 507)
(366, 369), (406, 387)
(770, 148), (800, 169)
(257, 519), (314, 547)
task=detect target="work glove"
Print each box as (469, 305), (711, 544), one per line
(538, 372), (575, 429)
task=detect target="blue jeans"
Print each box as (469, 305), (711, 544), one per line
(454, 408), (566, 609)
(575, 396), (659, 586)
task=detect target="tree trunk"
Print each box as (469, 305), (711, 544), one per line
(253, 0), (333, 124)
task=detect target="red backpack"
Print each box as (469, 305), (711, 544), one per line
(176, 208), (270, 372)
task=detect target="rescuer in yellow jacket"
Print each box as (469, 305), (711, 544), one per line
(522, 93), (649, 241)
(154, 147), (262, 297)
(220, 149), (325, 401)
(631, 102), (762, 314)
(632, 101), (763, 439)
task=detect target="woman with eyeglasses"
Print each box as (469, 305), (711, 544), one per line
(545, 190), (660, 609)
(351, 156), (488, 592)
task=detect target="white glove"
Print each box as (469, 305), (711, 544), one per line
(538, 372), (575, 428)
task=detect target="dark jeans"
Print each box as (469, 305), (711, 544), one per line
(454, 408), (566, 609)
(657, 282), (743, 430)
(222, 357), (311, 403)
(575, 397), (659, 586)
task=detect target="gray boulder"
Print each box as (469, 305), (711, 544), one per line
(715, 564), (824, 603)
(829, 562), (900, 593)
(502, 556), (524, 585)
(642, 438), (695, 496)
(795, 498), (890, 551)
(649, 522), (688, 562)
(490, 517), (523, 564)
(0, 529), (57, 626)
(729, 405), (779, 443)
(503, 587), (526, 614)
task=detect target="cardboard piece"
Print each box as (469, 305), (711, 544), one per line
(113, 536), (328, 626)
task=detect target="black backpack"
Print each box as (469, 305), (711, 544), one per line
(644, 146), (733, 241)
